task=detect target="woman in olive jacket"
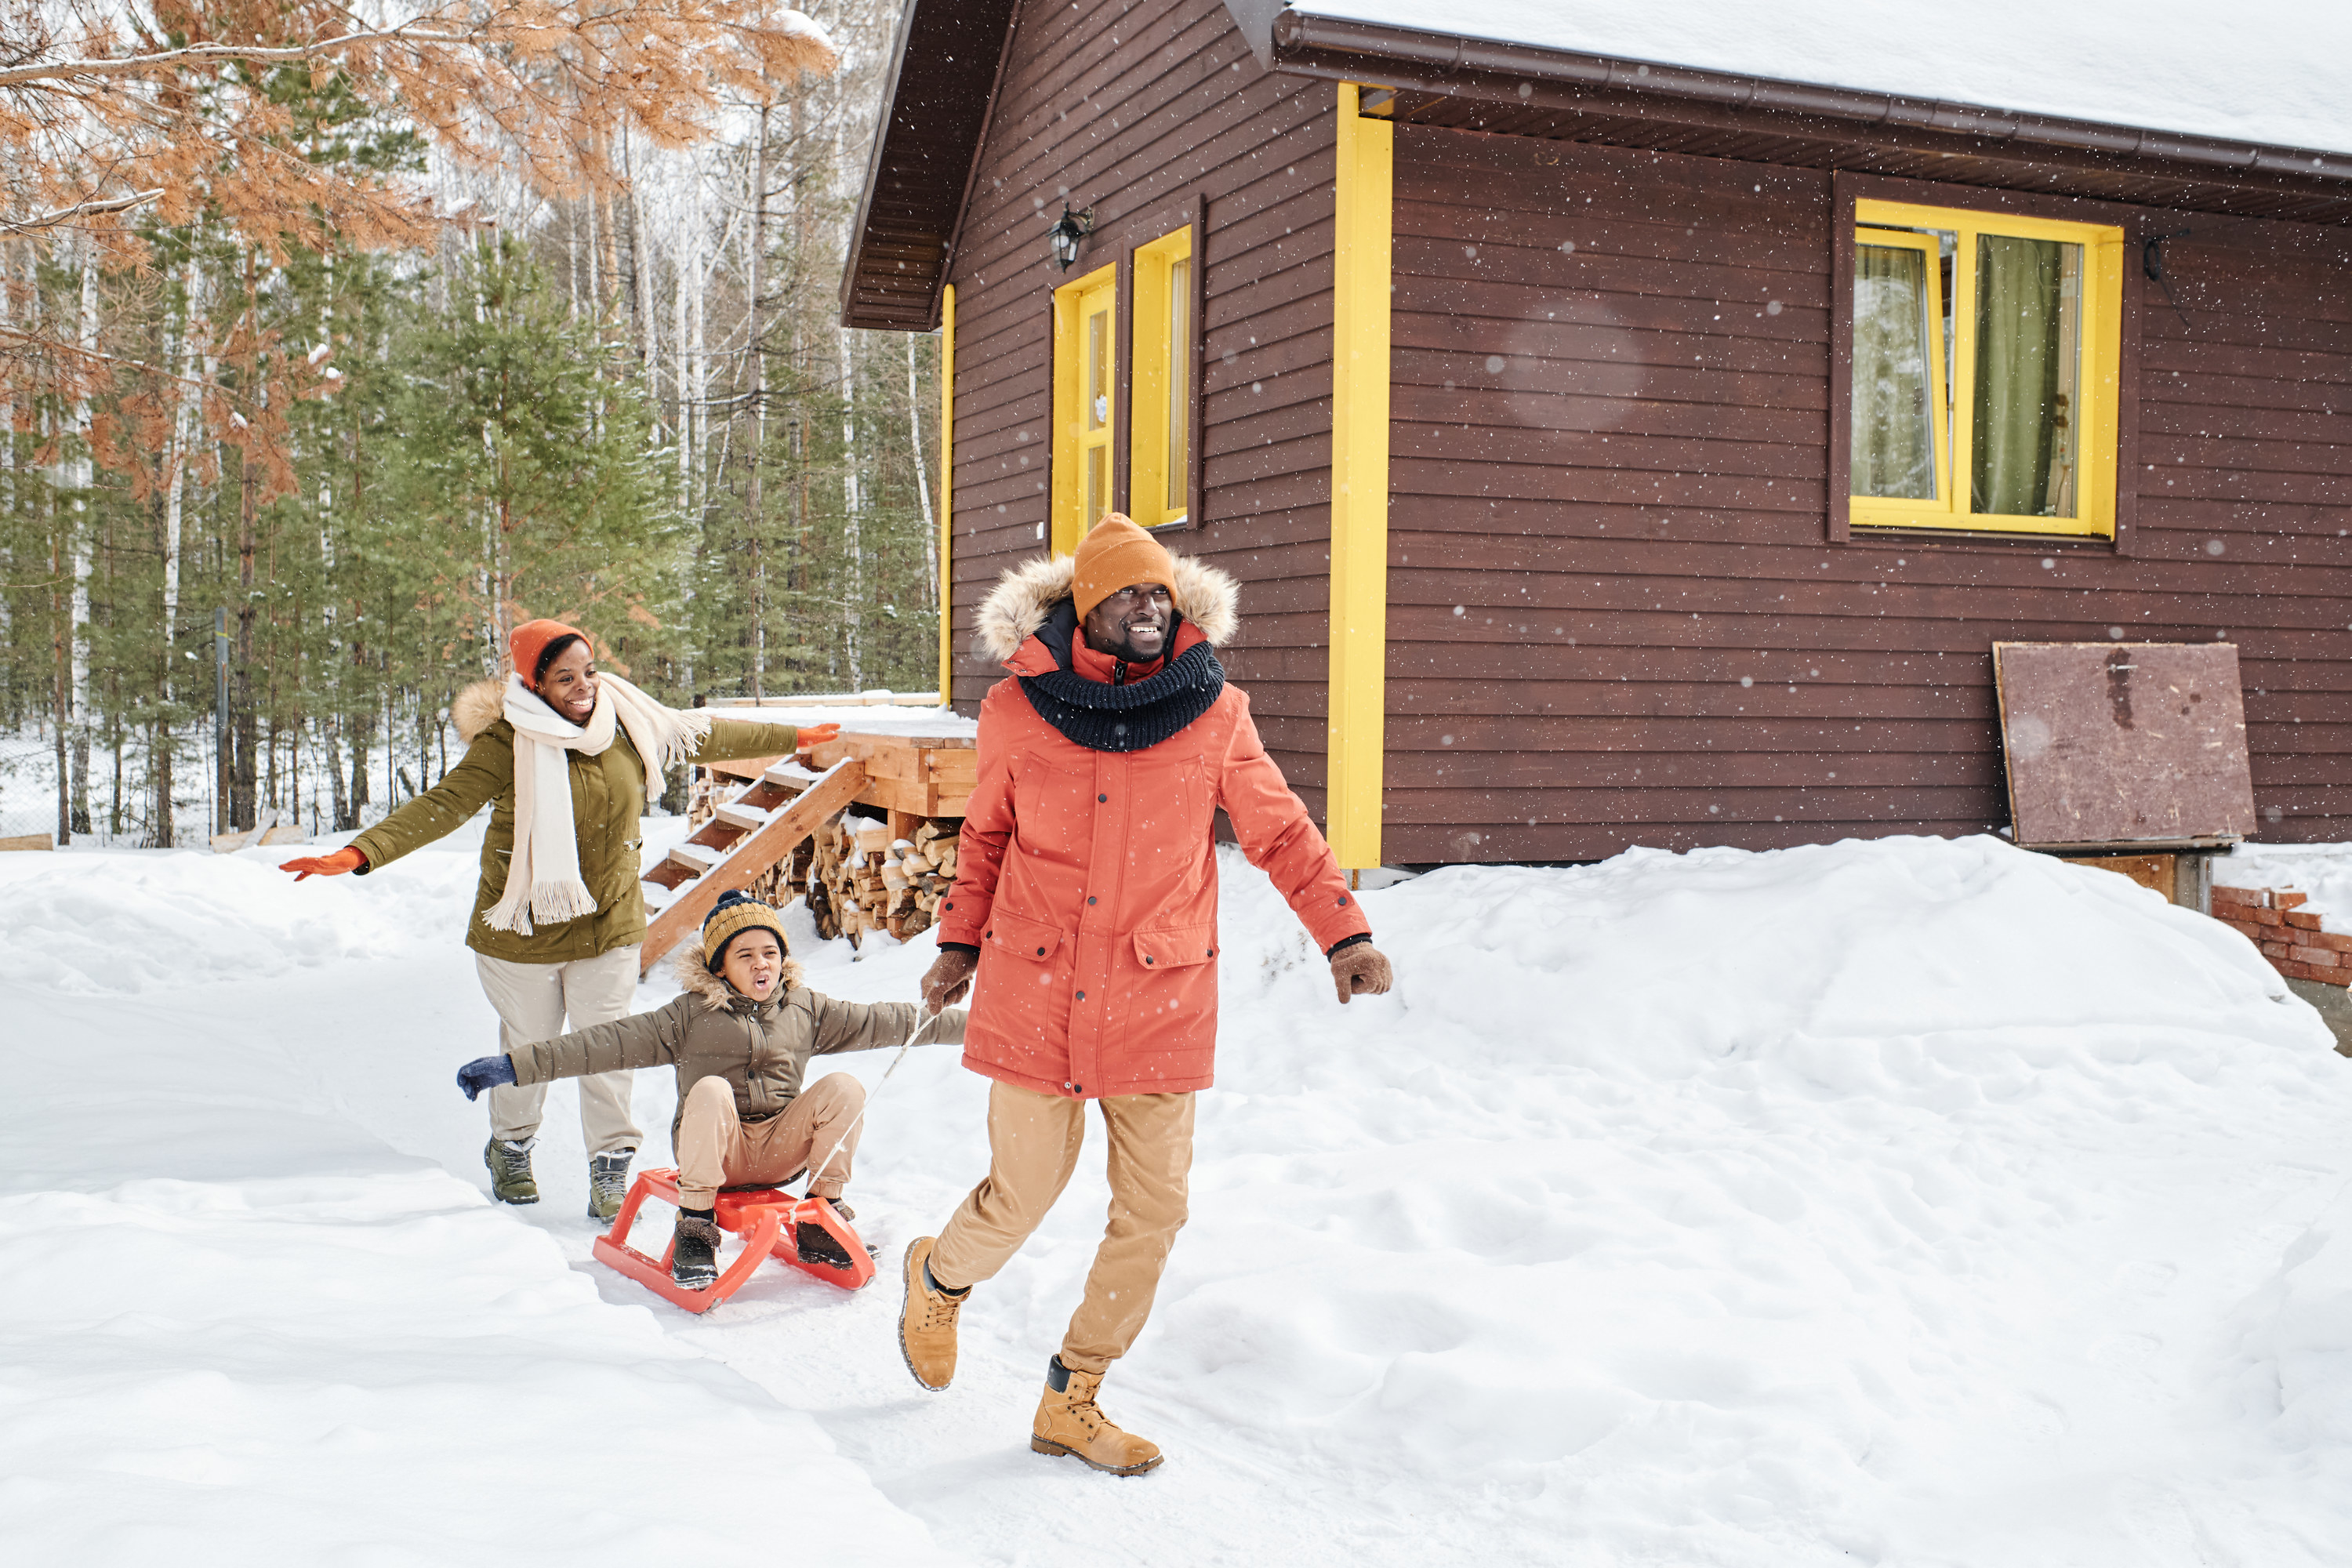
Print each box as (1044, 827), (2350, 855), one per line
(282, 619), (835, 1217)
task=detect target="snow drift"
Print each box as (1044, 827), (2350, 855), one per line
(3, 829), (2349, 1565)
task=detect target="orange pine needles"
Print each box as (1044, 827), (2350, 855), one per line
(1, 0), (838, 495)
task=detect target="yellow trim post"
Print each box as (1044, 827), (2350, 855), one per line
(1328, 81), (1392, 869)
(938, 285), (955, 706)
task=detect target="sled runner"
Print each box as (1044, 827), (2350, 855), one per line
(592, 1166), (877, 1312)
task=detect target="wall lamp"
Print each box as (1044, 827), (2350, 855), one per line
(1049, 204), (1095, 271)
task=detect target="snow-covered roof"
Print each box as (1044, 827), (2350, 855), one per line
(1288, 0), (2352, 158)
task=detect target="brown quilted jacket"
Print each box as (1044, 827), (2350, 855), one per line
(507, 946), (965, 1142)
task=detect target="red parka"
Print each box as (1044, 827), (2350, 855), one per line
(935, 553), (1371, 1099)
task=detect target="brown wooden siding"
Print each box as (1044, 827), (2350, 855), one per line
(1386, 128), (2352, 862)
(944, 0), (1343, 804)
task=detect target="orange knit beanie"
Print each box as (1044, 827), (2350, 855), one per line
(510, 618), (587, 684)
(1070, 514), (1180, 622)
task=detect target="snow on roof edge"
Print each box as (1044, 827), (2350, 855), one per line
(1281, 1), (2352, 163)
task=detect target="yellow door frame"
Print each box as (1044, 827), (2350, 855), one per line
(1051, 263), (1119, 556)
(1328, 81), (1392, 869)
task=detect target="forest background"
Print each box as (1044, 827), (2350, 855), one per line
(0, 0), (938, 845)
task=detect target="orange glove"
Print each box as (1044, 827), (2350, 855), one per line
(282, 847), (366, 881)
(797, 722), (843, 750)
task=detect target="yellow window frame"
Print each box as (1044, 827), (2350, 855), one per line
(1849, 198), (2124, 539)
(1051, 263), (1118, 556)
(1128, 225), (1195, 529)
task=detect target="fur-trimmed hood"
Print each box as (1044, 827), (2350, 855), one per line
(452, 678), (505, 742)
(671, 940), (806, 1009)
(974, 550), (1238, 666)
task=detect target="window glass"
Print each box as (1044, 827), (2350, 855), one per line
(1165, 256), (1191, 514)
(1852, 241), (1938, 500)
(1972, 234), (2081, 519)
(1086, 304), (1109, 431)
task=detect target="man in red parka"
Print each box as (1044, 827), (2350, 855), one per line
(902, 514), (1394, 1475)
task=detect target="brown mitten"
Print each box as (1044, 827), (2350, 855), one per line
(923, 947), (979, 1014)
(1329, 943), (1393, 1004)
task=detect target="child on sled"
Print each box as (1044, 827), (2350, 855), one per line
(457, 891), (965, 1287)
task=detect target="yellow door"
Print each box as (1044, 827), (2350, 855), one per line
(1052, 264), (1117, 554)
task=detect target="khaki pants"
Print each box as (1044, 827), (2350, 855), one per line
(475, 946), (643, 1156)
(675, 1072), (867, 1210)
(931, 1080), (1194, 1376)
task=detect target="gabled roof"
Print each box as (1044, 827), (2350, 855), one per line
(843, 0), (2352, 329)
(839, 0), (1022, 332)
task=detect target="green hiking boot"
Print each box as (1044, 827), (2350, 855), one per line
(485, 1137), (539, 1204)
(588, 1149), (635, 1224)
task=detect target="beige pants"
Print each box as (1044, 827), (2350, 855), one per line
(475, 946), (644, 1156)
(676, 1072), (868, 1210)
(931, 1080), (1194, 1376)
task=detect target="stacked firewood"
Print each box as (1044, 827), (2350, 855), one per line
(804, 815), (962, 945)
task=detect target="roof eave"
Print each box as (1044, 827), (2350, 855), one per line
(1255, 6), (2352, 207)
(837, 0), (929, 330)
(839, 0), (1024, 333)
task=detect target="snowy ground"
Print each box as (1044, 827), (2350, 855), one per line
(5, 829), (2351, 1564)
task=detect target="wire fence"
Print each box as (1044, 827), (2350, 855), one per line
(1, 717), (496, 849)
(0, 726), (220, 848)
(0, 731), (61, 843)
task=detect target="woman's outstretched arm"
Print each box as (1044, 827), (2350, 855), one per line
(342, 730), (514, 874)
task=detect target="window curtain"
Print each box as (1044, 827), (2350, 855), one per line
(1851, 245), (1936, 499)
(1972, 235), (2073, 517)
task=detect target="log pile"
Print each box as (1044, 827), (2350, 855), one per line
(673, 729), (976, 951)
(804, 815), (962, 946)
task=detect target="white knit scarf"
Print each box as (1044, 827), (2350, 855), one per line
(485, 670), (713, 935)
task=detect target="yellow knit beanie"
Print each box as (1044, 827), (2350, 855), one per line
(1071, 514), (1180, 623)
(702, 891), (788, 971)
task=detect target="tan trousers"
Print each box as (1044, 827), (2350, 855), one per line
(931, 1080), (1194, 1376)
(676, 1072), (867, 1210)
(475, 946), (644, 1156)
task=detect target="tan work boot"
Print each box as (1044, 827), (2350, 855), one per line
(898, 1237), (966, 1392)
(1031, 1356), (1163, 1475)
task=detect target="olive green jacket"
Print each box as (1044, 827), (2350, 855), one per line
(509, 946), (966, 1143)
(350, 679), (804, 964)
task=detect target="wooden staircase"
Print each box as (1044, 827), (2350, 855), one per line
(637, 756), (867, 974)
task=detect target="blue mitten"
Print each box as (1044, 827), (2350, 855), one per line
(456, 1054), (517, 1102)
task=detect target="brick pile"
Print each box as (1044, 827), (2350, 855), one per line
(2212, 886), (2352, 989)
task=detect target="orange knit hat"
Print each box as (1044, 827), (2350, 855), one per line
(1071, 514), (1179, 622)
(510, 618), (587, 684)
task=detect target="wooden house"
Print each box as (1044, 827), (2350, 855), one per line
(842, 0), (2352, 869)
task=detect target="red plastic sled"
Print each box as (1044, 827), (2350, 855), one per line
(591, 1166), (876, 1312)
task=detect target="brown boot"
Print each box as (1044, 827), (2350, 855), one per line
(1030, 1356), (1163, 1475)
(898, 1237), (966, 1392)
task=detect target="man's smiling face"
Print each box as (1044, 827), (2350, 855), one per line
(1082, 582), (1174, 662)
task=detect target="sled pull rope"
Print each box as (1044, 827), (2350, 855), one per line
(803, 1012), (931, 1192)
